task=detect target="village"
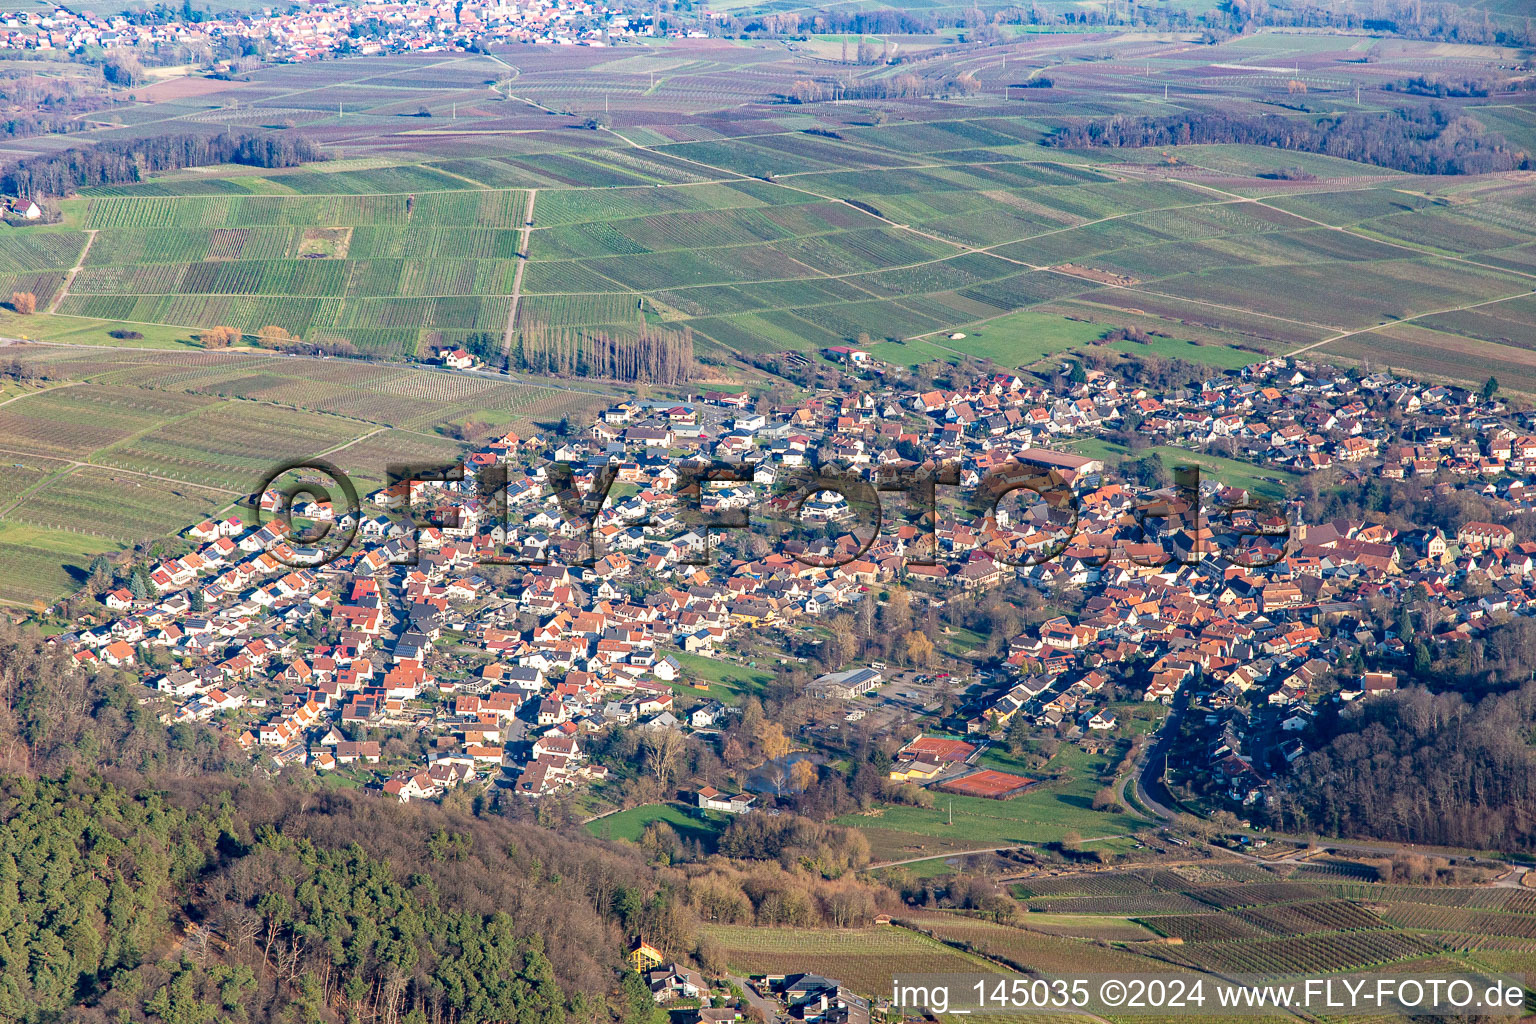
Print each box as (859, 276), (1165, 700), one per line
(49, 344), (1536, 823)
(0, 0), (685, 63)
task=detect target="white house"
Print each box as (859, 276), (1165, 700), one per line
(696, 786), (754, 814)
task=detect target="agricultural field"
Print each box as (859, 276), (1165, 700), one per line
(0, 30), (1526, 387)
(868, 867), (1536, 1012)
(1008, 868), (1536, 982)
(694, 861), (1536, 1005)
(0, 343), (616, 606)
(0, 521), (118, 608)
(7, 466), (231, 546)
(904, 913), (1174, 974)
(698, 924), (999, 994)
(2, 29), (1535, 605)
(929, 909), (1161, 942)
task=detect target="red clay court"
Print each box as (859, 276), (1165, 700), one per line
(899, 735), (976, 764)
(937, 769), (1037, 799)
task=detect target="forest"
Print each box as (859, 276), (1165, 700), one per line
(1270, 680), (1536, 851)
(0, 773), (651, 1024)
(0, 130), (325, 198)
(0, 623), (908, 1022)
(1047, 106), (1530, 175)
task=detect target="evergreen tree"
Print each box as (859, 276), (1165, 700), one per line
(620, 970), (665, 1024)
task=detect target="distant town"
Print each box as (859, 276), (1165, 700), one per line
(0, 0), (687, 64)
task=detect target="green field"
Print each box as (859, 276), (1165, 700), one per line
(870, 337), (968, 367)
(839, 779), (1146, 861)
(1065, 439), (1295, 499)
(0, 521), (118, 607)
(666, 651), (776, 702)
(1108, 335), (1268, 371)
(0, 311), (203, 349)
(937, 311), (1114, 367)
(585, 802), (729, 847)
(1146, 446), (1297, 500)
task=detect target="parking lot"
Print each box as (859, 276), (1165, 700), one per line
(857, 669), (977, 732)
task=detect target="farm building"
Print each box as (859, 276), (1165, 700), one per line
(806, 666), (881, 699)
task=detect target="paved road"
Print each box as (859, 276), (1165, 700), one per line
(1133, 706), (1183, 822)
(726, 975), (780, 1023)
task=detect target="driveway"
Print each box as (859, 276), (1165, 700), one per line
(726, 975), (780, 1023)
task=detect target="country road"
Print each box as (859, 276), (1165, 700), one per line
(1284, 287), (1536, 359)
(47, 229), (96, 315)
(501, 187), (537, 361)
(1133, 708), (1183, 822)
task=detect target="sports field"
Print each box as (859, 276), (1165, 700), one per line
(937, 769), (1039, 798)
